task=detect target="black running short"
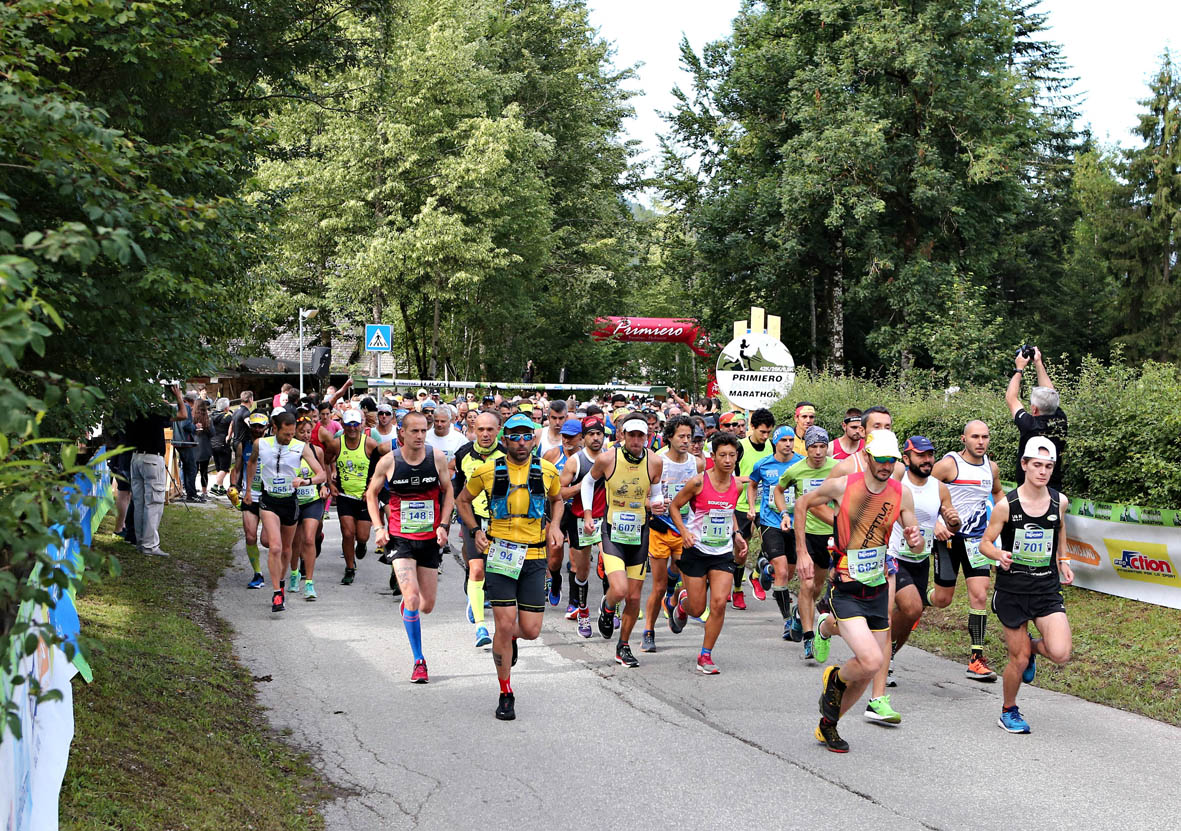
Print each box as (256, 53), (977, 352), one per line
(734, 512), (754, 542)
(601, 520), (649, 578)
(485, 557), (546, 613)
(802, 533), (832, 570)
(677, 546), (736, 578)
(389, 537), (442, 569)
(335, 494), (369, 521)
(260, 492), (299, 527)
(894, 556), (930, 602)
(933, 537), (991, 587)
(825, 580), (889, 631)
(243, 499), (260, 516)
(298, 499), (325, 523)
(212, 446), (232, 472)
(462, 517), (489, 562)
(991, 588), (1065, 629)
(759, 525), (792, 564)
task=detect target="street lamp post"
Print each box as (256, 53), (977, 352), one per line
(299, 307), (319, 398)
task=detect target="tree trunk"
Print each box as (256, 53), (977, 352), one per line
(370, 295), (383, 379)
(809, 271), (818, 373)
(428, 271), (442, 379)
(827, 243), (845, 374)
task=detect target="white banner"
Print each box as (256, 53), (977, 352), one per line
(1064, 515), (1181, 609)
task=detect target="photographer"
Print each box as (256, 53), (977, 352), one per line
(1005, 346), (1067, 490)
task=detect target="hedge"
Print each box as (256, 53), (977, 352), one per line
(769, 358), (1181, 509)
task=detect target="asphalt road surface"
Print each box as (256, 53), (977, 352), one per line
(215, 515), (1181, 830)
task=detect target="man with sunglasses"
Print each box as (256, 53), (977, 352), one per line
(456, 413), (564, 721)
(558, 416), (607, 636)
(795, 431), (925, 752)
(319, 409), (391, 584)
(830, 409), (865, 460)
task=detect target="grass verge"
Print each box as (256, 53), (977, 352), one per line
(61, 503), (334, 831)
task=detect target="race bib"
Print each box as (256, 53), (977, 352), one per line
(703, 509), (733, 547)
(803, 478), (825, 494)
(486, 538), (527, 579)
(269, 475), (292, 496)
(1012, 527), (1054, 568)
(401, 500), (435, 534)
(899, 528), (934, 562)
(296, 480), (317, 501)
(577, 517), (603, 547)
(964, 537), (991, 569)
(849, 545), (887, 586)
(252, 468), (263, 491)
(781, 485), (796, 513)
(612, 511), (641, 546)
(666, 483), (690, 516)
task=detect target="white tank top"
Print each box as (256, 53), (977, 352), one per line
(654, 452), (698, 532)
(538, 428), (562, 458)
(944, 451), (993, 538)
(890, 474), (940, 561)
(258, 437), (306, 497)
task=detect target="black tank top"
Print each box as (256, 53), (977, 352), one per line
(386, 448), (441, 498)
(997, 488), (1062, 594)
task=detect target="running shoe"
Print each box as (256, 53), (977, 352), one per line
(997, 706), (1031, 734)
(966, 655), (997, 682)
(355, 540), (367, 560)
(802, 636), (815, 660)
(666, 592), (687, 634)
(564, 604), (579, 621)
(511, 637), (518, 667)
(812, 613), (832, 663)
(304, 580), (317, 601)
(818, 665), (844, 723)
(271, 590), (285, 613)
(758, 564), (774, 593)
(475, 626), (491, 647)
(595, 555), (605, 580)
(748, 572), (766, 602)
(1023, 636), (1038, 684)
(247, 572), (265, 590)
(495, 692), (516, 721)
(548, 577), (561, 607)
(598, 599), (615, 639)
(782, 620), (793, 640)
(731, 589), (747, 610)
(886, 662), (896, 687)
(814, 721), (849, 753)
(696, 654), (719, 675)
(410, 659), (429, 684)
(287, 570), (300, 593)
(641, 630), (656, 653)
(467, 602), (475, 624)
(615, 641), (639, 668)
(864, 695), (901, 725)
(789, 608), (804, 642)
(577, 609), (592, 638)
(341, 568), (355, 586)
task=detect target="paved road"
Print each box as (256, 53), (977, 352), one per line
(215, 512), (1181, 830)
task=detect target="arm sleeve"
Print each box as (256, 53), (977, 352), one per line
(581, 471), (597, 511)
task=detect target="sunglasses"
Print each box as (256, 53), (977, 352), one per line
(505, 432), (534, 443)
(870, 454), (897, 464)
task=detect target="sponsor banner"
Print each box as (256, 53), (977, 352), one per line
(1069, 497), (1180, 528)
(1063, 515), (1181, 609)
(590, 316), (713, 358)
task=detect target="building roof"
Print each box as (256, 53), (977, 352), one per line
(228, 331), (359, 376)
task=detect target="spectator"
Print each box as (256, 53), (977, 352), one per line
(177, 392), (202, 502)
(194, 397), (214, 498)
(523, 359), (535, 383)
(230, 390), (254, 451)
(1005, 347), (1067, 490)
(209, 397), (233, 496)
(127, 384), (188, 557)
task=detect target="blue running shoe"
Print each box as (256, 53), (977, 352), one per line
(467, 602), (475, 624)
(1023, 636), (1038, 684)
(998, 706), (1031, 734)
(475, 625), (491, 648)
(549, 583), (561, 607)
(782, 620), (793, 641)
(247, 573), (265, 590)
(759, 564), (774, 593)
(789, 607), (804, 642)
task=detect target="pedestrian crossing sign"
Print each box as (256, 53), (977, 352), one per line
(365, 324), (392, 352)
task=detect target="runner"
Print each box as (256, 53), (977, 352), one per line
(369, 410), (454, 684)
(829, 406), (902, 479)
(580, 413), (664, 667)
(232, 412), (270, 589)
(830, 409), (865, 460)
(426, 404), (465, 472)
(774, 427), (838, 654)
(291, 415), (331, 601)
(542, 418), (583, 606)
(641, 415), (703, 652)
(665, 432), (747, 674)
(558, 416), (607, 637)
(795, 431), (925, 752)
(452, 411), (505, 648)
(789, 402), (816, 455)
(320, 409), (390, 585)
(733, 408), (774, 609)
(979, 437), (1073, 733)
(536, 400), (567, 458)
(746, 426), (802, 638)
(455, 413), (564, 721)
(243, 411), (326, 613)
(930, 420), (1005, 681)
(863, 435), (960, 724)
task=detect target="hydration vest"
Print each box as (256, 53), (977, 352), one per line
(489, 457), (547, 520)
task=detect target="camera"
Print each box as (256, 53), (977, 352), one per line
(1017, 344), (1036, 360)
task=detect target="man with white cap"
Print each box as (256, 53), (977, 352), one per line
(319, 409), (391, 584)
(979, 436), (1073, 734)
(794, 430), (925, 753)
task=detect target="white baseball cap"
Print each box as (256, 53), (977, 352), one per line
(865, 430), (902, 460)
(342, 409), (363, 425)
(1022, 436), (1057, 462)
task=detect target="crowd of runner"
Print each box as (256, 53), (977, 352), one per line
(207, 346), (1072, 750)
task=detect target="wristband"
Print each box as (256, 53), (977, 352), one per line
(1014, 368), (1024, 374)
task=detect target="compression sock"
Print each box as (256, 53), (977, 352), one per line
(401, 604), (424, 662)
(735, 566), (746, 588)
(926, 587), (936, 607)
(246, 543), (261, 574)
(499, 677), (512, 694)
(468, 578), (486, 624)
(772, 584), (792, 619)
(700, 647), (712, 659)
(575, 577), (589, 610)
(804, 630), (814, 640)
(567, 568), (577, 601)
(968, 608), (988, 658)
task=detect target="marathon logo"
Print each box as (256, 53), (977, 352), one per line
(1105, 538), (1177, 587)
(721, 368), (792, 397)
(1093, 502), (1113, 521)
(1063, 537), (1100, 566)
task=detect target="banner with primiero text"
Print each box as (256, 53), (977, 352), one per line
(1063, 497), (1181, 610)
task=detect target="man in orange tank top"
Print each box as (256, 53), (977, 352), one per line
(794, 431), (925, 753)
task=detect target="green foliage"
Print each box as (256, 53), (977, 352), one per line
(775, 358), (1181, 507)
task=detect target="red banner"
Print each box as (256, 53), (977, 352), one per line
(591, 317), (713, 358)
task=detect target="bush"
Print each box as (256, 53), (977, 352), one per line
(772, 358), (1181, 508)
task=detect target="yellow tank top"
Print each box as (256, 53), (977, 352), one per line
(605, 446), (651, 524)
(336, 435), (369, 499)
